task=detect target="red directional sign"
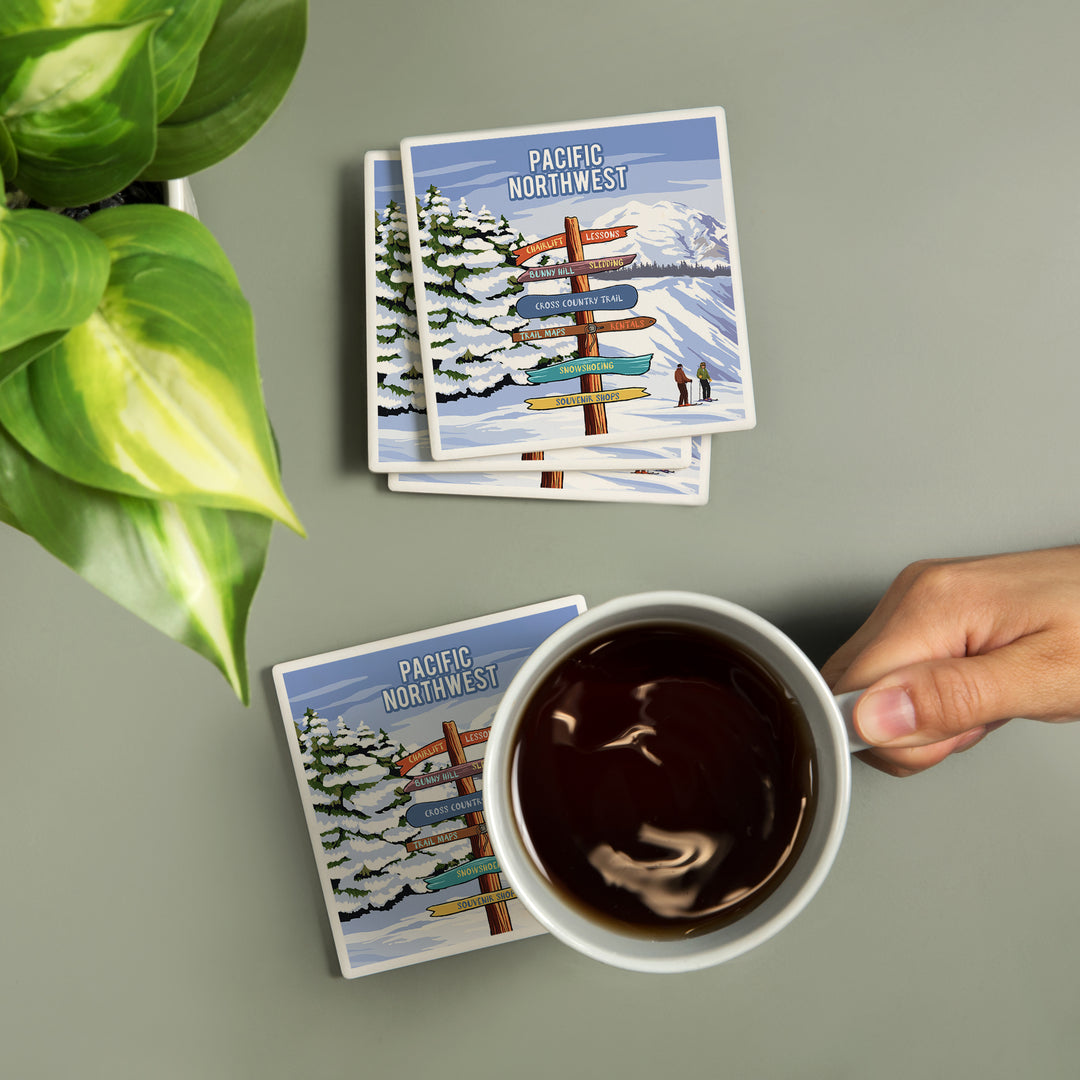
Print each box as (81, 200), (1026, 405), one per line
(516, 254), (636, 283)
(402, 760), (483, 793)
(395, 727), (489, 775)
(513, 225), (637, 265)
(510, 315), (655, 343)
(405, 822), (487, 853)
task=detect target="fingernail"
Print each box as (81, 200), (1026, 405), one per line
(952, 726), (987, 754)
(858, 686), (918, 744)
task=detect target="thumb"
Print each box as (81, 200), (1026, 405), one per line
(854, 635), (1059, 747)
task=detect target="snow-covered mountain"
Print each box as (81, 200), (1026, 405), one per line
(627, 276), (742, 385)
(590, 200), (730, 268)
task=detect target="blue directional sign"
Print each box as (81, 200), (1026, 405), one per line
(515, 284), (638, 320)
(405, 790), (485, 827)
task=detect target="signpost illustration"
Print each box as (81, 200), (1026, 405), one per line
(396, 720), (513, 935)
(506, 217), (655, 489)
(511, 217), (653, 440)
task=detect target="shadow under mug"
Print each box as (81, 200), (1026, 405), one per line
(484, 591), (867, 974)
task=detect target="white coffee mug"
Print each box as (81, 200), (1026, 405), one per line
(484, 591), (867, 974)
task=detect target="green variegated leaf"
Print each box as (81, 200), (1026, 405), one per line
(0, 329), (67, 385)
(0, 202), (110, 351)
(0, 3), (42, 36)
(0, 480), (20, 529)
(0, 205), (303, 532)
(0, 2), (63, 33)
(0, 17), (162, 206)
(0, 117), (16, 182)
(0, 419), (270, 701)
(85, 202), (240, 287)
(145, 0), (306, 180)
(0, 1), (224, 123)
(142, 0), (223, 120)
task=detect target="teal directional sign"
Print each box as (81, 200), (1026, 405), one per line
(424, 856), (501, 891)
(526, 354), (653, 384)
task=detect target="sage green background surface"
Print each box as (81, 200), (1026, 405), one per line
(4, 2), (1080, 1077)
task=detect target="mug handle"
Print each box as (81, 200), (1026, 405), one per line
(834, 690), (871, 753)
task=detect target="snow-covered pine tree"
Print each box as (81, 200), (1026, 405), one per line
(413, 186), (467, 398)
(294, 709), (470, 919)
(373, 199), (424, 415)
(414, 188), (577, 401)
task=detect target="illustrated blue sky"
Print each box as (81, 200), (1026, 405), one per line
(371, 155), (401, 206)
(395, 113), (730, 234)
(278, 602), (583, 737)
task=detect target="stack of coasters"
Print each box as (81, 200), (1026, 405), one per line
(365, 107), (754, 505)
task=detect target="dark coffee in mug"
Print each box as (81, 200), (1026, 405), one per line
(510, 622), (817, 938)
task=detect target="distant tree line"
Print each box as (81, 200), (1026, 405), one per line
(592, 261), (732, 280)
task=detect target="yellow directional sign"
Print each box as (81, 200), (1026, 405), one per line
(524, 386), (649, 411)
(427, 887), (517, 918)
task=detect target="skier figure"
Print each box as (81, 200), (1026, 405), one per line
(674, 363), (691, 407)
(696, 361), (712, 402)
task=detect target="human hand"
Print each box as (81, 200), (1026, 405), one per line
(821, 546), (1080, 776)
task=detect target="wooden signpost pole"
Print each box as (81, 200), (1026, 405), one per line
(519, 246), (563, 488)
(521, 450), (563, 488)
(564, 216), (608, 437)
(441, 720), (513, 935)
(508, 218), (647, 480)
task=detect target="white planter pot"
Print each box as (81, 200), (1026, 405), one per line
(166, 178), (198, 218)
